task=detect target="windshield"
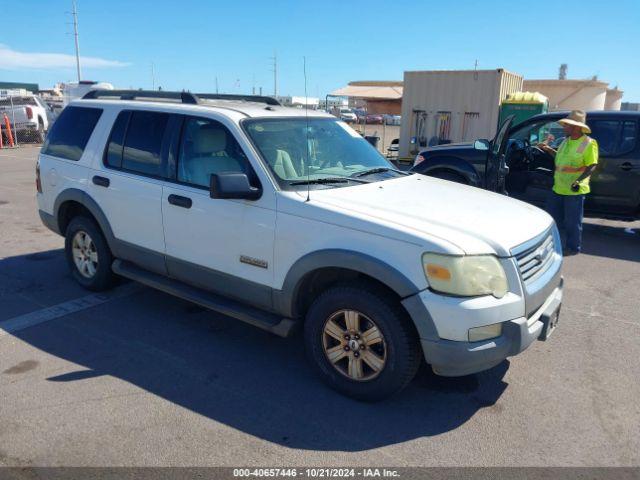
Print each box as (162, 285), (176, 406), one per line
(244, 118), (399, 189)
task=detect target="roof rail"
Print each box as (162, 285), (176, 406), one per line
(82, 89), (199, 105)
(195, 93), (281, 106)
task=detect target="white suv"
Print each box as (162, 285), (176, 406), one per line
(37, 90), (563, 401)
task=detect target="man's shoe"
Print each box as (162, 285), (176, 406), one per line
(563, 249), (579, 256)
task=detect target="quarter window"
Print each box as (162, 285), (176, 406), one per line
(177, 117), (248, 188)
(41, 106), (102, 161)
(104, 111), (129, 169)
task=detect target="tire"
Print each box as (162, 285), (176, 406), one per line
(304, 283), (422, 401)
(64, 216), (115, 291)
(429, 170), (468, 184)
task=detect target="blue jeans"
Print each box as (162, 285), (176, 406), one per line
(546, 191), (585, 251)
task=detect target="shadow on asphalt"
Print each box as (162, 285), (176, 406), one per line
(2, 248), (511, 451)
(581, 222), (639, 262)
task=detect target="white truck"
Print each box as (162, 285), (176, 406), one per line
(36, 90), (563, 401)
(0, 95), (51, 143)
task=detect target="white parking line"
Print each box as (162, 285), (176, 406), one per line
(0, 283), (142, 337)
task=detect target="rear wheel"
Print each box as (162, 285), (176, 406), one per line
(65, 216), (115, 291)
(304, 283), (421, 401)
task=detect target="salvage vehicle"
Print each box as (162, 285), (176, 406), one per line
(0, 95), (51, 142)
(411, 111), (640, 221)
(37, 90), (563, 401)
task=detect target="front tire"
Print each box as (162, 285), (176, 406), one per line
(304, 283), (421, 401)
(65, 216), (115, 291)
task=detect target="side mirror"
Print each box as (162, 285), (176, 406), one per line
(210, 173), (262, 201)
(474, 139), (490, 151)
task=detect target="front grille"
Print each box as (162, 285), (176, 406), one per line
(514, 232), (555, 284)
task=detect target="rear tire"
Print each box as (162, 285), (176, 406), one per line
(65, 216), (115, 291)
(304, 283), (421, 401)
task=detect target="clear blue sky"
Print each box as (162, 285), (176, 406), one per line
(2, 0), (639, 101)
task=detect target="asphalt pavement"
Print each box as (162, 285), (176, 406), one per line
(1, 146), (639, 467)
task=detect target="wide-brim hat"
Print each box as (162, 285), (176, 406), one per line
(558, 110), (591, 134)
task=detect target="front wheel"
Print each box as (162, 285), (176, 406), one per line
(304, 284), (421, 401)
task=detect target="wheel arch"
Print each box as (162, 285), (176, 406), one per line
(416, 155), (481, 186)
(54, 189), (117, 252)
(275, 249), (421, 319)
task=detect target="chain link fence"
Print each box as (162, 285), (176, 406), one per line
(0, 95), (49, 148)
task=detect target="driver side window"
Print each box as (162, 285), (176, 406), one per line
(178, 117), (249, 188)
(512, 121), (564, 147)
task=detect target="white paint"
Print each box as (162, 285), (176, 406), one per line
(0, 284), (141, 338)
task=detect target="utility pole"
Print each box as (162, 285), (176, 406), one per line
(215, 76), (219, 94)
(151, 63), (155, 90)
(270, 52), (278, 97)
(71, 0), (82, 82)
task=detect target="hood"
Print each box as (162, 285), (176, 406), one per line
(309, 174), (553, 256)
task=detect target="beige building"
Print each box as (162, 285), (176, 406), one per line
(330, 81), (403, 115)
(522, 79), (623, 111)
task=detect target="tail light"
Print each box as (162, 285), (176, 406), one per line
(26, 106), (33, 120)
(414, 154), (426, 166)
(36, 161), (42, 193)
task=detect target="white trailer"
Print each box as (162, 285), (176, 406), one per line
(399, 69), (523, 158)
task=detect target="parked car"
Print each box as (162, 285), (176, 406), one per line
(384, 114), (401, 126)
(37, 90), (563, 401)
(332, 107), (357, 123)
(364, 113), (384, 124)
(0, 95), (51, 142)
(410, 111), (640, 221)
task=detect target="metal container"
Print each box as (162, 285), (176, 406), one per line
(399, 69), (523, 158)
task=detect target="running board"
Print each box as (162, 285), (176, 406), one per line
(112, 259), (297, 338)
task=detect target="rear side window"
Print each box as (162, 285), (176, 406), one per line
(41, 106), (102, 161)
(121, 111), (169, 176)
(104, 111), (130, 168)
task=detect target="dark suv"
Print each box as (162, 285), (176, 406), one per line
(410, 111), (640, 221)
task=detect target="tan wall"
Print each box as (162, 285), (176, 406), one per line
(365, 99), (402, 115)
(399, 69), (523, 157)
(605, 89), (623, 110)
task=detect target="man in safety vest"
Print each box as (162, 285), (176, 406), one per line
(538, 110), (598, 255)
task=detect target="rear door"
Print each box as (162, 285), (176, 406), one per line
(87, 109), (174, 275)
(588, 118), (640, 215)
(485, 115), (514, 192)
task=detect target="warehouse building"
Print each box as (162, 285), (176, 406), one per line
(330, 81), (403, 115)
(399, 69), (522, 158)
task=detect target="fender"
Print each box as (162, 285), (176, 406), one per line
(273, 249), (421, 318)
(421, 155), (482, 186)
(53, 188), (119, 254)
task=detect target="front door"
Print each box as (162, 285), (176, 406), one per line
(161, 115), (276, 310)
(485, 115), (514, 192)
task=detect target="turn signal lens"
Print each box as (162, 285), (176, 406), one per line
(425, 263), (451, 281)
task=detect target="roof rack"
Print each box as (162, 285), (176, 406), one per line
(82, 89), (199, 104)
(81, 89), (282, 107)
(195, 93), (281, 106)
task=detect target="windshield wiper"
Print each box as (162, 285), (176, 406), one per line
(290, 177), (369, 186)
(352, 167), (409, 177)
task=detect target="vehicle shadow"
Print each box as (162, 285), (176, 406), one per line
(2, 248), (509, 452)
(581, 222), (640, 262)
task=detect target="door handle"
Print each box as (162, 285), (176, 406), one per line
(620, 162), (633, 171)
(168, 194), (192, 209)
(92, 175), (110, 187)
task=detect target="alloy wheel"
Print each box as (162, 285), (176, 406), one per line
(322, 309), (387, 381)
(71, 230), (98, 279)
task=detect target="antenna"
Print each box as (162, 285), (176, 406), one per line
(303, 56), (311, 202)
(71, 0), (81, 82)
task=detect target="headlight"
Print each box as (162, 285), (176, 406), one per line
(422, 253), (508, 298)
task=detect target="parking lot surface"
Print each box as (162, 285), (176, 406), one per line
(1, 147), (639, 467)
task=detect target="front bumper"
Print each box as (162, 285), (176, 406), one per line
(403, 278), (563, 377)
